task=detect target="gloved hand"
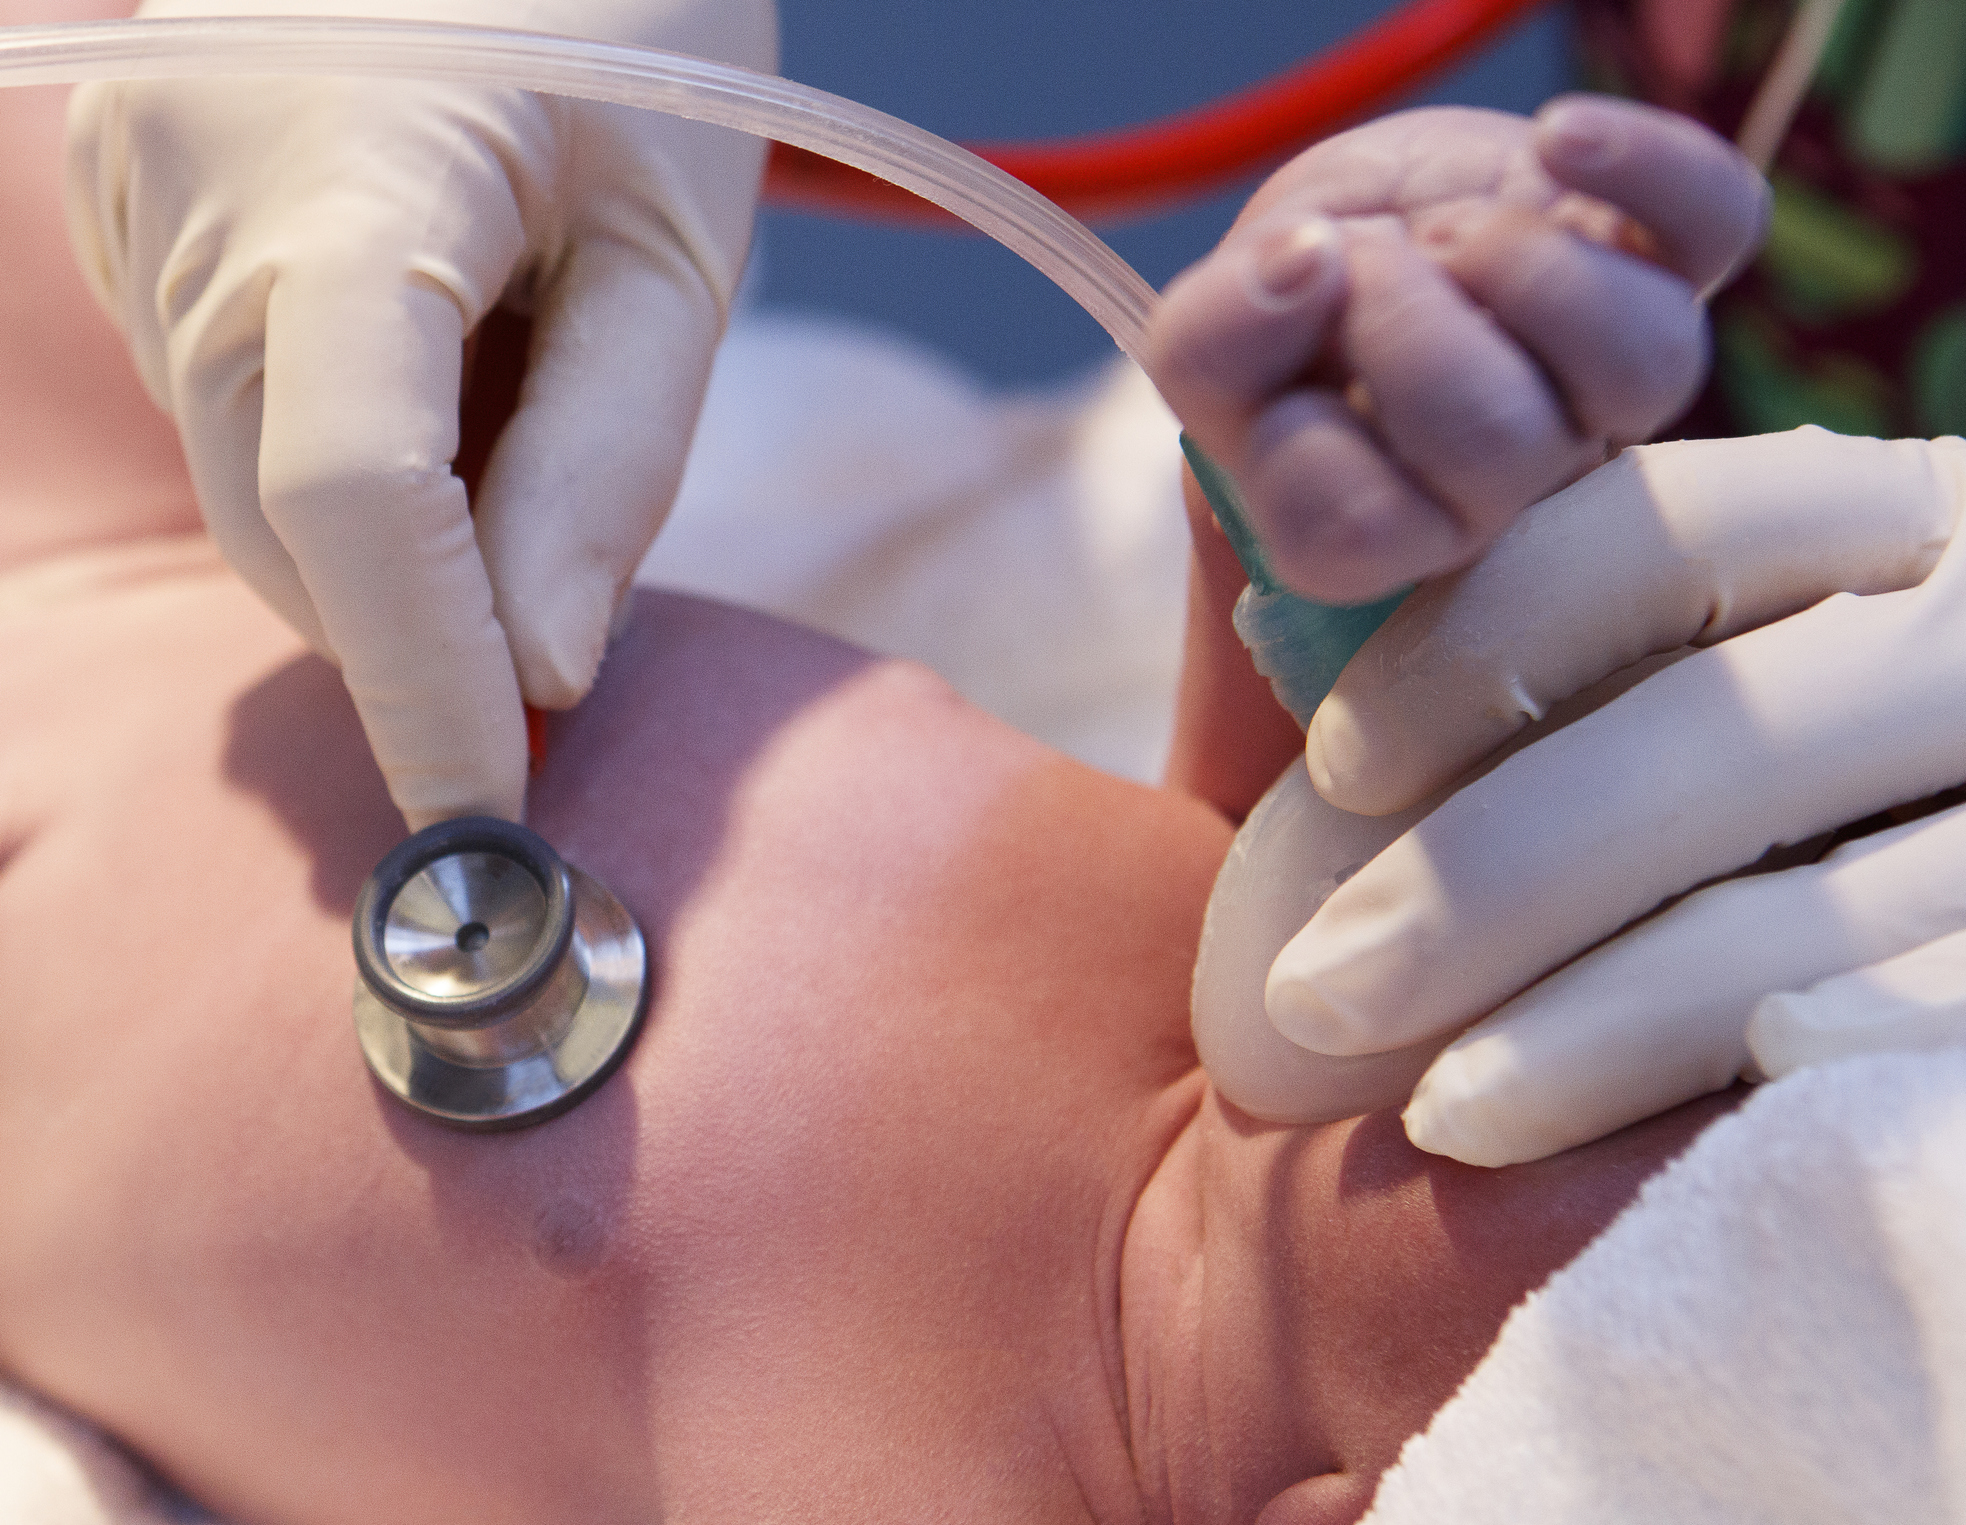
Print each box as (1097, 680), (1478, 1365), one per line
(67, 0), (776, 828)
(1260, 426), (1966, 1165)
(1146, 96), (1768, 606)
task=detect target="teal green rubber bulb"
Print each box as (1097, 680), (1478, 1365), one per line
(1180, 434), (1410, 728)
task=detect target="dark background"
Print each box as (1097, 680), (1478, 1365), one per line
(752, 0), (1578, 384)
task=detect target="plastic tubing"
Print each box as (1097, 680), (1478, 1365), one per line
(0, 15), (1160, 364)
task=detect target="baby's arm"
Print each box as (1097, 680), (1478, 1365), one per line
(1162, 462), (1307, 820)
(1148, 98), (1768, 605)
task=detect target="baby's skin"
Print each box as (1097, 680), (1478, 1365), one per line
(0, 48), (1733, 1524)
(0, 556), (1733, 1525)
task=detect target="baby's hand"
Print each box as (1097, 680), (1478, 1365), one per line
(1148, 97), (1768, 604)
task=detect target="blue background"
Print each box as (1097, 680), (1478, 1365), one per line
(753, 0), (1579, 384)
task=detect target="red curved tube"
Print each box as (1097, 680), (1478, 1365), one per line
(764, 0), (1552, 224)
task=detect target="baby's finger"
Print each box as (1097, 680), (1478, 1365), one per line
(1309, 432), (1965, 817)
(1148, 211), (1348, 444)
(1426, 205), (1706, 446)
(1329, 217), (1602, 566)
(1404, 800), (1966, 1167)
(1534, 95), (1770, 296)
(1749, 925), (1966, 1080)
(1236, 387), (1464, 603)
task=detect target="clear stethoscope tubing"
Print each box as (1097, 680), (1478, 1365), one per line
(0, 14), (1163, 364)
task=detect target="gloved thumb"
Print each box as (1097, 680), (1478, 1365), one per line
(473, 235), (723, 709)
(1749, 926), (1966, 1079)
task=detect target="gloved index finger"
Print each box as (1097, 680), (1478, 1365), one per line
(1408, 795), (1966, 1166)
(1308, 430), (1964, 818)
(1534, 95), (1771, 296)
(258, 265), (528, 828)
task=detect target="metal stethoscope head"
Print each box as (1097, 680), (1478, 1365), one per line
(352, 816), (648, 1131)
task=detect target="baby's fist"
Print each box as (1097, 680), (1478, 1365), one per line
(1149, 97), (1768, 604)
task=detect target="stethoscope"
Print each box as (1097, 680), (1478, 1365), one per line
(352, 0), (1838, 1130)
(351, 0), (1555, 1133)
(353, 817), (647, 1131)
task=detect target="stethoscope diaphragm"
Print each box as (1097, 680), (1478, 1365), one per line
(352, 816), (647, 1131)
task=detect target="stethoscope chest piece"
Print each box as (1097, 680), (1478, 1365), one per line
(352, 816), (647, 1131)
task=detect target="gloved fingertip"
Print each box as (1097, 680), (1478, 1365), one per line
(1305, 701), (1382, 812)
(384, 708), (531, 834)
(1404, 1044), (1551, 1168)
(1401, 1091), (1507, 1167)
(516, 582), (636, 716)
(499, 570), (617, 712)
(608, 582), (638, 645)
(1306, 702), (1437, 818)
(1744, 992), (1811, 1081)
(1303, 710), (1342, 796)
(1401, 1092), (1471, 1163)
(1264, 962), (1381, 1058)
(402, 788), (526, 834)
(514, 656), (598, 714)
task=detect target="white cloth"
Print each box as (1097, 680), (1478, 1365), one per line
(639, 311), (1190, 781)
(0, 1385), (196, 1525)
(1366, 1049), (1966, 1524)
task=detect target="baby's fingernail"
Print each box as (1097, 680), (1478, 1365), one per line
(1538, 100), (1626, 172)
(1249, 216), (1340, 309)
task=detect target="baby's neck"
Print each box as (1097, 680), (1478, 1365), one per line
(1119, 1087), (1743, 1524)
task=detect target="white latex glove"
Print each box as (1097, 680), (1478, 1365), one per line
(1147, 96), (1768, 604)
(1257, 427), (1966, 1165)
(67, 0), (775, 827)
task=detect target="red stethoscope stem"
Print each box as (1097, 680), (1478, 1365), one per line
(763, 0), (1553, 224)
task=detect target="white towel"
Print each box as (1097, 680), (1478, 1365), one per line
(1365, 1049), (1966, 1524)
(637, 312), (1191, 782)
(0, 1385), (197, 1525)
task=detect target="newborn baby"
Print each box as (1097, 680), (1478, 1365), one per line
(0, 551), (1737, 1525)
(0, 88), (1745, 1525)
